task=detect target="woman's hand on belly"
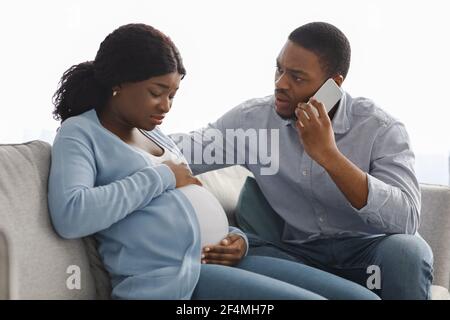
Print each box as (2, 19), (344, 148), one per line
(163, 160), (203, 188)
(201, 234), (246, 266)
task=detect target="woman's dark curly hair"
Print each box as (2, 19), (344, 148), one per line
(52, 23), (186, 122)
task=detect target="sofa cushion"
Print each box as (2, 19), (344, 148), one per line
(197, 165), (253, 225)
(431, 285), (450, 300)
(82, 236), (112, 299)
(0, 141), (97, 299)
(235, 176), (285, 245)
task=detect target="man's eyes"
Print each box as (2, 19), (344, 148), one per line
(293, 75), (304, 82)
(276, 66), (304, 82)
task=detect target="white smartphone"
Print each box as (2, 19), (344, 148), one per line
(310, 78), (343, 116)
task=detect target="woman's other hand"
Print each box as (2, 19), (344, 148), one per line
(201, 234), (246, 266)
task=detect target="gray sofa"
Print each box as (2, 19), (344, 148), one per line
(1, 140), (449, 299)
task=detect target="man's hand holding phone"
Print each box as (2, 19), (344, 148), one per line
(295, 78), (343, 167)
(295, 79), (369, 210)
(295, 98), (340, 167)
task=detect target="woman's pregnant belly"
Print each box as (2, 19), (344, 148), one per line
(178, 184), (229, 247)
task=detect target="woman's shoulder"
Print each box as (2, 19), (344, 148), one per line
(54, 109), (101, 143)
(57, 109), (99, 134)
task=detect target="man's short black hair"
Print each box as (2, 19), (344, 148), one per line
(289, 22), (351, 79)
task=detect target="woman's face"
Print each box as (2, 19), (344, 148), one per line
(110, 72), (182, 131)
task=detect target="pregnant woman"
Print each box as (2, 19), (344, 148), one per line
(48, 23), (378, 300)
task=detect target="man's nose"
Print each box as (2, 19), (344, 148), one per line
(275, 72), (289, 90)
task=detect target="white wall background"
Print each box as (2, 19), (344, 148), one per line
(0, 0), (449, 184)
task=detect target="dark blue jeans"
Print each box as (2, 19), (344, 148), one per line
(192, 255), (380, 300)
(246, 233), (434, 300)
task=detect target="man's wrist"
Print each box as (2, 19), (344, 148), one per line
(320, 148), (345, 172)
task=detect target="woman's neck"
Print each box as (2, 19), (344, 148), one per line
(96, 107), (136, 142)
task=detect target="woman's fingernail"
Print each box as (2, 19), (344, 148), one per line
(205, 247), (210, 252)
(201, 254), (205, 259)
(202, 260), (206, 264)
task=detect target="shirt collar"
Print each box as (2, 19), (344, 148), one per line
(330, 91), (351, 134)
(271, 92), (351, 135)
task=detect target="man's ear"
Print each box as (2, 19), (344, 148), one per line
(333, 75), (344, 87)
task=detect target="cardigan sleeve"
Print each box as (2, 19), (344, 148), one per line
(48, 135), (176, 239)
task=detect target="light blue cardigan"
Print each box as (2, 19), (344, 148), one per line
(47, 109), (248, 299)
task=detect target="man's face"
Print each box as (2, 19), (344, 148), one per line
(274, 41), (328, 119)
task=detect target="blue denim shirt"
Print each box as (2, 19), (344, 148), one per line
(171, 92), (421, 244)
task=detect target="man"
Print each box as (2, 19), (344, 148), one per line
(171, 22), (433, 299)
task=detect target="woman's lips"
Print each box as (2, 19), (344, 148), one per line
(150, 115), (165, 125)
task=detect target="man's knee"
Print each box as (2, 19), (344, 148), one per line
(374, 234), (434, 299)
(376, 234), (433, 267)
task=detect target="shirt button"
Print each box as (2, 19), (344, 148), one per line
(318, 217), (325, 223)
(302, 170), (308, 176)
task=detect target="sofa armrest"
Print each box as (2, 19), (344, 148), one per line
(0, 229), (9, 299)
(418, 184), (450, 290)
